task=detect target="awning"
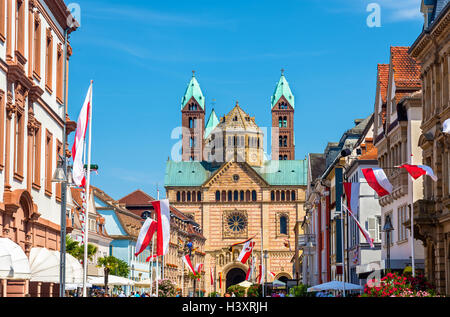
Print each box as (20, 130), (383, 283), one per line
(307, 281), (363, 292)
(88, 275), (135, 286)
(134, 278), (151, 288)
(29, 248), (83, 284)
(65, 283), (92, 290)
(0, 238), (31, 280)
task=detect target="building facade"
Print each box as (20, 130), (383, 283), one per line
(373, 46), (425, 273)
(166, 72), (307, 294)
(409, 0), (450, 295)
(0, 0), (77, 297)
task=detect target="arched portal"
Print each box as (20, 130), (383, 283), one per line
(226, 268), (246, 290)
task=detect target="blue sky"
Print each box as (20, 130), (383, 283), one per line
(66, 0), (424, 200)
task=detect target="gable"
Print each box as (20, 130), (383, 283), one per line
(119, 190), (155, 206)
(204, 161), (268, 189)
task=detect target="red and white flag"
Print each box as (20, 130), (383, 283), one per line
(72, 83), (92, 188)
(342, 203), (375, 248)
(195, 263), (204, 275)
(344, 182), (360, 217)
(256, 264), (265, 284)
(362, 168), (393, 197)
(182, 254), (196, 275)
(269, 271), (276, 279)
(245, 258), (255, 281)
(237, 240), (255, 264)
(398, 164), (438, 182)
(152, 199), (171, 256)
(210, 268), (214, 285)
(135, 217), (157, 256)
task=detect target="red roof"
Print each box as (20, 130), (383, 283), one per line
(390, 47), (421, 89)
(118, 189), (155, 206)
(377, 64), (389, 103)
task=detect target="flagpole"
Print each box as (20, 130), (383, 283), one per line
(156, 188), (160, 297)
(82, 81), (93, 297)
(340, 201), (346, 297)
(409, 155), (416, 278)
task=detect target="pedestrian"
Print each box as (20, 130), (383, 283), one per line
(135, 291), (141, 297)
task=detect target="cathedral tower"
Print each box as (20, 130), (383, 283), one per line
(181, 71), (205, 161)
(271, 70), (295, 160)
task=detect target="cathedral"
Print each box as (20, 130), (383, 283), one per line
(164, 71), (307, 293)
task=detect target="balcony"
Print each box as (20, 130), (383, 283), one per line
(298, 234), (316, 249)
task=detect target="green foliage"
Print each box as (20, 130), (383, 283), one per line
(247, 284), (261, 297)
(227, 285), (246, 297)
(188, 272), (201, 280)
(363, 272), (440, 297)
(65, 235), (97, 262)
(208, 291), (219, 297)
(288, 284), (311, 297)
(111, 258), (130, 278)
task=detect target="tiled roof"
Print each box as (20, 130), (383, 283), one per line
(118, 189), (155, 206)
(377, 64), (389, 103)
(391, 47), (421, 89)
(181, 73), (205, 110)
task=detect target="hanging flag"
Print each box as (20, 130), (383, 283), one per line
(443, 118), (450, 134)
(72, 83), (92, 188)
(210, 268), (214, 285)
(228, 234), (257, 252)
(344, 182), (360, 217)
(182, 254), (196, 275)
(362, 168), (393, 197)
(269, 271), (276, 279)
(256, 264), (265, 284)
(195, 263), (204, 275)
(237, 240), (255, 264)
(342, 203), (375, 248)
(245, 265), (252, 281)
(152, 199), (171, 256)
(398, 164), (438, 182)
(135, 217), (158, 256)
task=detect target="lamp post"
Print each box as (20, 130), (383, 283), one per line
(383, 215), (394, 272)
(263, 250), (268, 296)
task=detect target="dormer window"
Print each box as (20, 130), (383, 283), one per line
(233, 116), (238, 122)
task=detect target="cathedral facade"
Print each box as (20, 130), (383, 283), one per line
(165, 72), (307, 293)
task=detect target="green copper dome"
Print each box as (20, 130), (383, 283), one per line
(204, 109), (220, 139)
(271, 73), (295, 109)
(181, 73), (205, 110)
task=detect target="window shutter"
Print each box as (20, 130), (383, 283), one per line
(368, 217), (377, 243)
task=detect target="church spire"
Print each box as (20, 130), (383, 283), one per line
(181, 71), (205, 110)
(271, 70), (295, 109)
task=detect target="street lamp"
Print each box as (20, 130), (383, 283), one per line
(263, 250), (269, 296)
(383, 215), (394, 271)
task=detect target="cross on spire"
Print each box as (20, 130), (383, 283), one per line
(192, 70), (196, 77)
(281, 68), (285, 75)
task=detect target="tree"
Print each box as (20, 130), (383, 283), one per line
(111, 258), (130, 278)
(65, 235), (97, 262)
(97, 256), (120, 294)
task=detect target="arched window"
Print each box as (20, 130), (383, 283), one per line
(276, 191), (280, 201)
(284, 155), (288, 160)
(279, 136), (283, 147)
(279, 117), (283, 128)
(283, 116), (287, 128)
(279, 155), (283, 161)
(257, 138), (260, 149)
(182, 192), (186, 202)
(286, 190), (290, 201)
(189, 117), (193, 128)
(234, 190), (239, 201)
(246, 190), (250, 202)
(281, 191), (285, 201)
(240, 190), (245, 201)
(252, 190), (257, 201)
(280, 216), (288, 235)
(216, 191), (221, 202)
(291, 191), (296, 201)
(283, 136), (288, 147)
(197, 191), (202, 202)
(228, 191), (233, 202)
(222, 191), (227, 202)
(176, 192), (181, 202)
(271, 191), (275, 201)
(192, 191), (196, 202)
(187, 192), (191, 202)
